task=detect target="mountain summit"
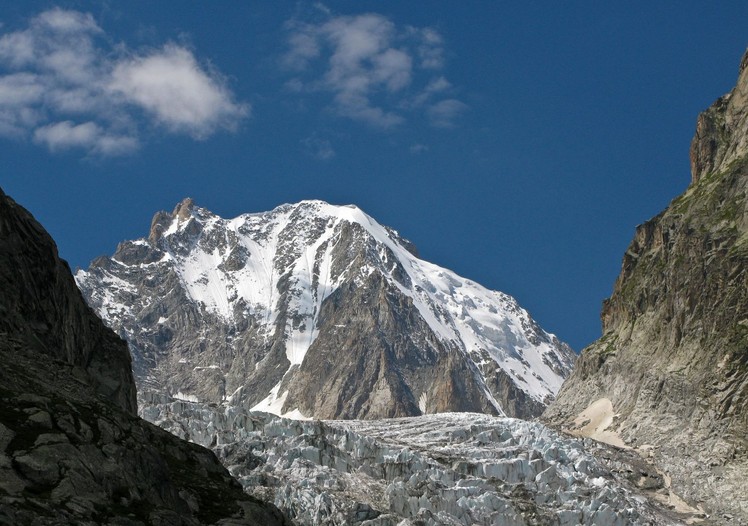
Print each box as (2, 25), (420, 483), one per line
(77, 199), (574, 420)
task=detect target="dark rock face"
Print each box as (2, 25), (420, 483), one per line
(544, 51), (748, 521)
(76, 199), (575, 421)
(0, 188), (137, 414)
(0, 188), (287, 525)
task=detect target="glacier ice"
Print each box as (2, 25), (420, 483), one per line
(143, 395), (682, 526)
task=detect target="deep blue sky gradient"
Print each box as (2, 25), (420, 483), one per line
(3, 2), (748, 351)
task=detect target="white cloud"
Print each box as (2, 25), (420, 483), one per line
(302, 134), (335, 160)
(425, 76), (451, 93)
(404, 75), (451, 109)
(427, 98), (468, 128)
(0, 73), (44, 106)
(409, 143), (428, 154)
(34, 120), (99, 150)
(0, 8), (248, 156)
(0, 31), (37, 67)
(109, 45), (248, 138)
(34, 8), (101, 34)
(33, 120), (138, 155)
(284, 77), (305, 92)
(284, 30), (320, 70)
(412, 27), (444, 69)
(284, 11), (464, 129)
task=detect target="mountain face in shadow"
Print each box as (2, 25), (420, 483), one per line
(0, 187), (287, 525)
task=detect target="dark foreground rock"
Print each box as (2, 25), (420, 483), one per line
(0, 187), (137, 416)
(0, 187), (287, 525)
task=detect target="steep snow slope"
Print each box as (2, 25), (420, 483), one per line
(77, 199), (575, 419)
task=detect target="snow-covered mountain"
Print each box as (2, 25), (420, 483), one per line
(76, 198), (575, 419)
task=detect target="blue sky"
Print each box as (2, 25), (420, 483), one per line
(2, 2), (747, 351)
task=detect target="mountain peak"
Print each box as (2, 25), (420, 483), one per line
(148, 197), (210, 244)
(78, 200), (575, 420)
(283, 199), (368, 223)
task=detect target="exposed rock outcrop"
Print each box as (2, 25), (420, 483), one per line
(0, 187), (287, 525)
(690, 49), (748, 185)
(544, 50), (748, 522)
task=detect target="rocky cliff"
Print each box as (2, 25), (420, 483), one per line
(76, 200), (575, 421)
(0, 187), (287, 525)
(544, 51), (748, 522)
(0, 188), (137, 415)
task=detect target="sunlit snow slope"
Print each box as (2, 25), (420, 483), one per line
(77, 199), (575, 420)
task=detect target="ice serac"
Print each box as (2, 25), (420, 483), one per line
(544, 49), (748, 521)
(76, 199), (575, 420)
(142, 398), (686, 525)
(0, 187), (287, 525)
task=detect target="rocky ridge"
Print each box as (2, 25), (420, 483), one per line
(76, 200), (575, 420)
(0, 187), (286, 525)
(543, 50), (748, 522)
(144, 393), (689, 526)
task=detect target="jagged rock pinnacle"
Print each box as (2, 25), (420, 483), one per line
(173, 197), (195, 221)
(148, 197), (196, 245)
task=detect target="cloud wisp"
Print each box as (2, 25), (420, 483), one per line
(0, 8), (248, 156)
(301, 134), (336, 160)
(427, 99), (469, 128)
(284, 11), (465, 129)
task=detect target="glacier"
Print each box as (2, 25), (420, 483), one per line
(142, 395), (686, 525)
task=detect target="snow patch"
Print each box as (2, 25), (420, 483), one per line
(173, 391), (199, 403)
(571, 398), (627, 448)
(418, 393), (428, 414)
(250, 381), (310, 420)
